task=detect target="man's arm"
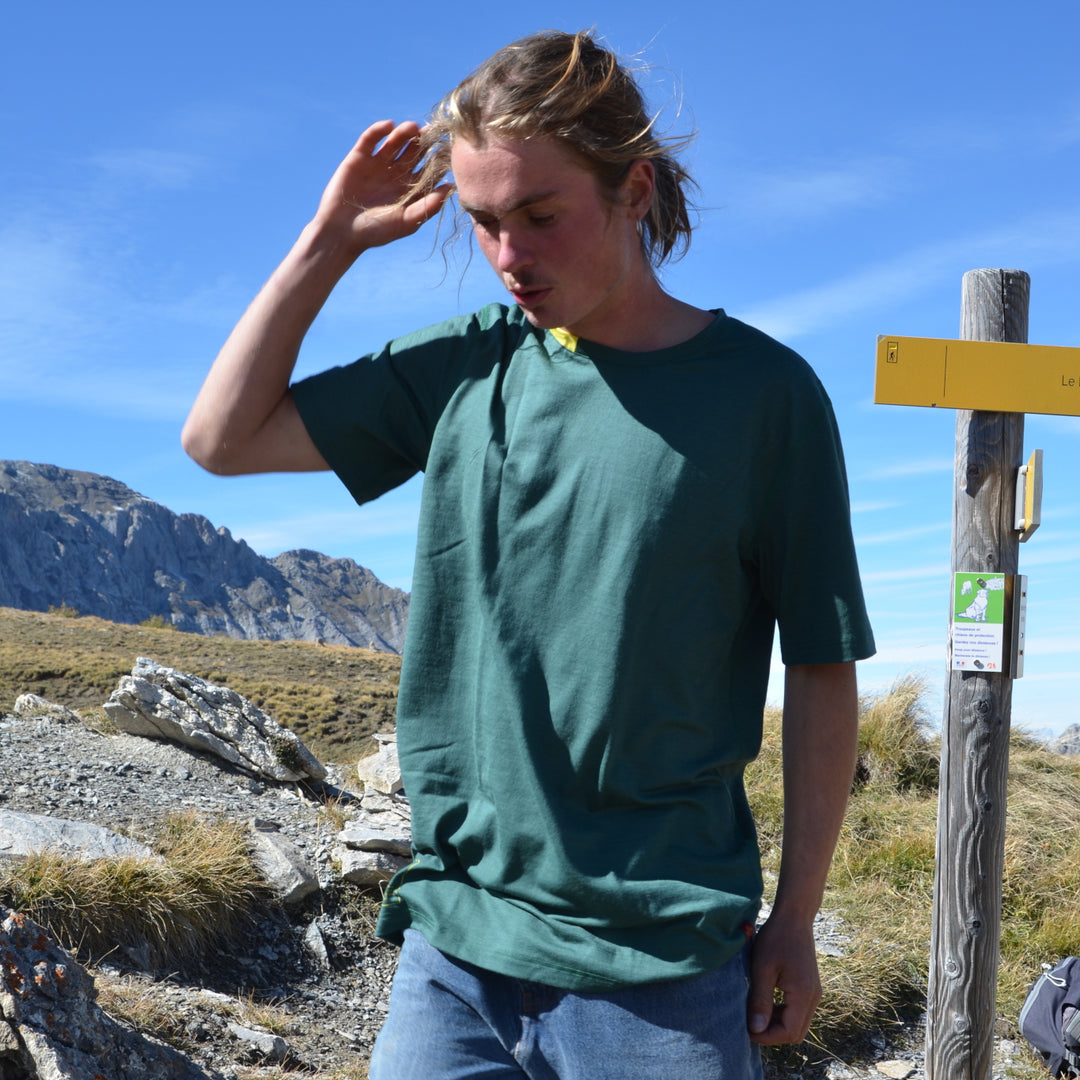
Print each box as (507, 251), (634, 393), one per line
(747, 661), (859, 1045)
(182, 120), (450, 476)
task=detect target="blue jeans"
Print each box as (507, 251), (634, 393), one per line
(370, 929), (763, 1080)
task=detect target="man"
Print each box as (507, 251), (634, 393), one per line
(184, 29), (875, 1079)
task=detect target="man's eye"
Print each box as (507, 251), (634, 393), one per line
(530, 214), (555, 226)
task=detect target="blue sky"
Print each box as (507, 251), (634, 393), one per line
(3, 1), (1079, 733)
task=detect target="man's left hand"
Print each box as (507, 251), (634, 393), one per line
(746, 914), (821, 1045)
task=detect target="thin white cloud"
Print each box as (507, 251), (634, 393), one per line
(1028, 414), (1080, 438)
(857, 644), (945, 668)
(1027, 96), (1080, 153)
(850, 499), (902, 514)
(738, 254), (953, 341)
(1016, 541), (1080, 569)
(864, 457), (954, 480)
(856, 522), (950, 546)
(142, 276), (253, 330)
(1026, 636), (1080, 657)
(322, 225), (494, 330)
(1037, 504), (1080, 523)
(862, 563), (950, 585)
(0, 228), (203, 419)
(910, 95), (1080, 156)
(88, 148), (208, 190)
(737, 208), (1080, 341)
(0, 223), (109, 386)
(0, 211), (248, 417)
(728, 156), (907, 228)
(231, 502), (422, 554)
(731, 98), (1080, 238)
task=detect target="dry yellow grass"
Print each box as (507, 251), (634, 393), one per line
(750, 672), (1080, 1073)
(0, 605), (401, 762)
(0, 812), (270, 969)
(96, 976), (198, 1054)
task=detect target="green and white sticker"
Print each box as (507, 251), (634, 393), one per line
(950, 572), (1006, 671)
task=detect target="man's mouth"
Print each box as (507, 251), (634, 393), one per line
(509, 284), (553, 309)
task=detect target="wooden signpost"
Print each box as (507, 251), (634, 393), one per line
(874, 268), (1041, 1080)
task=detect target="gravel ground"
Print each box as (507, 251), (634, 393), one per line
(1, 710), (398, 1076)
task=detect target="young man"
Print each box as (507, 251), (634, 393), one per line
(184, 30), (875, 1079)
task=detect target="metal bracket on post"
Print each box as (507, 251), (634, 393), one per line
(1008, 575), (1028, 678)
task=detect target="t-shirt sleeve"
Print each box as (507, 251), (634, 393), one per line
(291, 307), (511, 507)
(753, 359), (876, 665)
(292, 348), (422, 505)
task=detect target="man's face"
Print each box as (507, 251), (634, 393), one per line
(450, 135), (649, 343)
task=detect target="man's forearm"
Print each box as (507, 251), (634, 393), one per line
(747, 661), (859, 1045)
(181, 222), (357, 475)
(773, 662), (859, 920)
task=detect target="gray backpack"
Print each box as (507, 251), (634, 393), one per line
(1020, 957), (1080, 1076)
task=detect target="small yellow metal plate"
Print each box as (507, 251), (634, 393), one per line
(874, 336), (1080, 416)
(1016, 448), (1043, 541)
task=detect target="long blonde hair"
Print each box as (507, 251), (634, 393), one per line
(409, 29), (696, 267)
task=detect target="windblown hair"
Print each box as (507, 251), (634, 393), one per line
(410, 29), (697, 267)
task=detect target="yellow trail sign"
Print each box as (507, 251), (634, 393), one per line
(874, 335), (1080, 416)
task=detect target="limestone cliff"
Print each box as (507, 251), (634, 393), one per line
(0, 460), (408, 652)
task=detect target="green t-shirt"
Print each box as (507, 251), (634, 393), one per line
(293, 304), (875, 990)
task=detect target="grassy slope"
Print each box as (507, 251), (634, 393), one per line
(750, 674), (1080, 1075)
(0, 606), (400, 763)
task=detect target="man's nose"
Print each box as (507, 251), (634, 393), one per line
(496, 228), (532, 274)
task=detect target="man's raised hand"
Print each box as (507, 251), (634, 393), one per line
(183, 120), (450, 476)
(314, 120), (451, 252)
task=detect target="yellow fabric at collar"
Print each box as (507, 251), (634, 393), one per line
(550, 327), (578, 353)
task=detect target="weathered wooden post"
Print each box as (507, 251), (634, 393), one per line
(925, 268), (1029, 1079)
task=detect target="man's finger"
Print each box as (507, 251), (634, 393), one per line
(746, 967), (777, 1038)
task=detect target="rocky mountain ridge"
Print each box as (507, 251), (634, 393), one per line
(0, 461), (408, 652)
(1047, 723), (1080, 756)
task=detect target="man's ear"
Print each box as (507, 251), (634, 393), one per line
(621, 159), (655, 221)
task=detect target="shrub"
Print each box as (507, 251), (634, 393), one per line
(855, 672), (938, 793)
